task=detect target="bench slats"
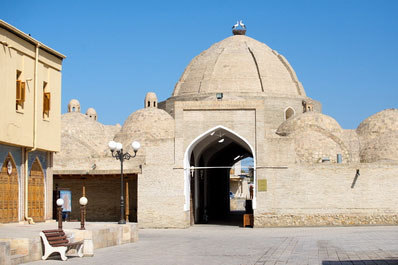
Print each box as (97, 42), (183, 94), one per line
(42, 230), (72, 247)
(48, 236), (67, 241)
(46, 232), (66, 237)
(42, 229), (63, 233)
(48, 239), (69, 246)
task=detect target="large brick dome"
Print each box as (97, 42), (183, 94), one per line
(172, 34), (306, 99)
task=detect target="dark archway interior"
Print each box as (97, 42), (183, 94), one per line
(189, 128), (253, 225)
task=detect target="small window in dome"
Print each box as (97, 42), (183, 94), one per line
(153, 101), (156, 107)
(285, 107), (295, 120)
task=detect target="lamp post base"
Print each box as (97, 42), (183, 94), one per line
(118, 219), (126, 224)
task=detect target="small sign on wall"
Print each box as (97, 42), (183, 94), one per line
(258, 179), (267, 192)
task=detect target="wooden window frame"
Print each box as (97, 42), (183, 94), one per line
(16, 80), (26, 104)
(43, 92), (51, 118)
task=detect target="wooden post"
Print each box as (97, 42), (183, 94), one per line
(82, 180), (86, 197)
(57, 206), (62, 230)
(80, 205), (85, 230)
(125, 180), (129, 222)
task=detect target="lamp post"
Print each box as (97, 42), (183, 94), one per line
(79, 196), (88, 230)
(56, 198), (64, 230)
(108, 140), (140, 224)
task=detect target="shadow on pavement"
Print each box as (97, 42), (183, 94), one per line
(205, 211), (246, 227)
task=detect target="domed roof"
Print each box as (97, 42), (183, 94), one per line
(356, 109), (398, 139)
(59, 112), (119, 154)
(357, 109), (398, 163)
(173, 35), (306, 99)
(293, 130), (349, 164)
(360, 131), (398, 163)
(114, 108), (175, 152)
(86, 108), (97, 115)
(54, 112), (121, 170)
(276, 112), (342, 136)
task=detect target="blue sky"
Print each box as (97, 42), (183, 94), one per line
(3, 0), (398, 129)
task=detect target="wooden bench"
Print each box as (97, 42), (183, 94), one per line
(40, 229), (84, 261)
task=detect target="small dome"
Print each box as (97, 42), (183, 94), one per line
(293, 130), (349, 164)
(54, 112), (121, 169)
(114, 108), (175, 153)
(173, 35), (305, 99)
(357, 109), (398, 163)
(68, 99), (81, 112)
(276, 112), (342, 136)
(144, 92), (158, 108)
(356, 109), (398, 140)
(86, 108), (97, 120)
(360, 131), (398, 163)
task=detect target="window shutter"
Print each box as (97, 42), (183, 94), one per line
(43, 92), (51, 114)
(21, 82), (26, 103)
(16, 81), (26, 103)
(16, 80), (21, 101)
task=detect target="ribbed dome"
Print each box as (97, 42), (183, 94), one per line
(173, 35), (305, 98)
(114, 108), (175, 153)
(276, 112), (342, 136)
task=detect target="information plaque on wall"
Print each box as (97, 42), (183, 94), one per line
(258, 179), (267, 192)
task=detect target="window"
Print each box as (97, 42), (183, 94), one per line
(285, 107), (295, 120)
(43, 82), (50, 119)
(16, 70), (25, 112)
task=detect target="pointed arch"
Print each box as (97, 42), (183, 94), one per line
(183, 125), (257, 211)
(28, 157), (45, 222)
(284, 107), (295, 120)
(0, 153), (19, 223)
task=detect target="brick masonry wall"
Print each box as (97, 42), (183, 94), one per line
(138, 166), (189, 228)
(255, 163), (398, 227)
(54, 175), (137, 222)
(138, 139), (189, 228)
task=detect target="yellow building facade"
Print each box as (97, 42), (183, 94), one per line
(0, 20), (65, 223)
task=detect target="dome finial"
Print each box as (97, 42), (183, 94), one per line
(232, 20), (246, 35)
(145, 92), (158, 108)
(68, 99), (81, 113)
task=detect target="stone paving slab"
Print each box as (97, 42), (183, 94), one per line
(26, 225), (398, 265)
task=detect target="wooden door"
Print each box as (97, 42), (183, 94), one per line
(28, 158), (45, 222)
(0, 155), (19, 223)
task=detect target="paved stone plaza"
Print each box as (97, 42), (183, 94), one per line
(26, 225), (398, 265)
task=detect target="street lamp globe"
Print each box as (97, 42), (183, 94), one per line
(132, 141), (141, 152)
(108, 141), (117, 151)
(115, 142), (123, 151)
(56, 198), (64, 207)
(79, 196), (88, 206)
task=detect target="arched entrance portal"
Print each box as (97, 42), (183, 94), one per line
(29, 158), (45, 222)
(184, 126), (256, 225)
(0, 154), (19, 223)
